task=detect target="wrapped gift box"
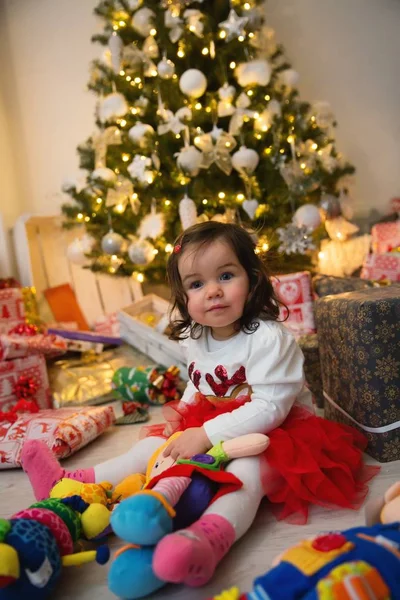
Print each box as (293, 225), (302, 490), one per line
(0, 405), (116, 469)
(94, 312), (121, 337)
(272, 271), (316, 338)
(118, 294), (188, 379)
(315, 286), (400, 462)
(298, 333), (323, 408)
(360, 253), (400, 282)
(0, 287), (40, 332)
(371, 220), (400, 254)
(48, 351), (130, 408)
(0, 354), (51, 410)
(0, 332), (67, 361)
(312, 274), (375, 298)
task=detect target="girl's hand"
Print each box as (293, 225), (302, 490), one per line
(162, 412), (183, 437)
(163, 427), (211, 461)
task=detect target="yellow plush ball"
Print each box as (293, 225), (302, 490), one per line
(0, 542), (20, 582)
(80, 504), (110, 540)
(50, 478), (83, 499)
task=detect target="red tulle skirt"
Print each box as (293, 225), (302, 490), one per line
(142, 394), (379, 524)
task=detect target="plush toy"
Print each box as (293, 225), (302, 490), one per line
(209, 481), (400, 600)
(108, 432), (270, 599)
(0, 496), (110, 600)
(49, 478), (119, 540)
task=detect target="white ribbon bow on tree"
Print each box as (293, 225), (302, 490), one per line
(122, 38), (158, 77)
(157, 106), (192, 135)
(194, 131), (237, 175)
(165, 8), (204, 42)
(106, 176), (134, 210)
(229, 93), (257, 136)
(92, 126), (122, 169)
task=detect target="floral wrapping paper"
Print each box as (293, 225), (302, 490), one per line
(360, 253), (400, 282)
(371, 220), (400, 254)
(272, 271), (316, 338)
(0, 405), (116, 469)
(312, 274), (375, 298)
(0, 287), (41, 333)
(0, 332), (67, 361)
(0, 354), (52, 411)
(315, 286), (400, 462)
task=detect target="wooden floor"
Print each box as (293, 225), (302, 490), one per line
(0, 405), (398, 600)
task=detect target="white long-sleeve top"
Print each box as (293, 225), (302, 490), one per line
(179, 320), (312, 445)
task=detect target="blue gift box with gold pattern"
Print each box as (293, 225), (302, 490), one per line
(315, 286), (400, 463)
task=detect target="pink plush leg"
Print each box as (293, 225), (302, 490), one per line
(153, 513), (235, 587)
(21, 440), (95, 501)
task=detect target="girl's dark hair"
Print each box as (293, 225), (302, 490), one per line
(166, 221), (286, 340)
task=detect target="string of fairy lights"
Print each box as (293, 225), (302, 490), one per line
(63, 0), (354, 280)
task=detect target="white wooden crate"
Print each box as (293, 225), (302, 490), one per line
(12, 214), (143, 327)
(118, 294), (188, 379)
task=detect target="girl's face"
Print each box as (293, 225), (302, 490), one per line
(178, 239), (250, 340)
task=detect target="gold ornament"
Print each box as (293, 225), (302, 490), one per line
(194, 131), (237, 175)
(106, 176), (134, 212)
(92, 126), (122, 169)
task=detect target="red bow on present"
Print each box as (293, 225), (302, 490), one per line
(0, 399), (39, 423)
(12, 375), (38, 399)
(8, 323), (38, 336)
(0, 376), (40, 423)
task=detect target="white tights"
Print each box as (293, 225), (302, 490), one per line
(94, 436), (264, 541)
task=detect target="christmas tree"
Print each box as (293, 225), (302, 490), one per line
(62, 0), (355, 283)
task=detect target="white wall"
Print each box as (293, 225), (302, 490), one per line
(266, 0), (400, 217)
(0, 0), (98, 219)
(1, 0), (399, 228)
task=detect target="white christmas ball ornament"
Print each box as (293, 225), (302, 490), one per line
(232, 146), (259, 174)
(179, 195), (197, 230)
(101, 230), (125, 255)
(98, 93), (128, 123)
(176, 145), (203, 177)
(128, 122), (155, 147)
(91, 168), (117, 183)
(179, 69), (207, 98)
(157, 57), (175, 80)
(235, 59), (271, 87)
(66, 234), (95, 265)
(128, 238), (155, 265)
(293, 204), (322, 231)
(131, 7), (155, 37)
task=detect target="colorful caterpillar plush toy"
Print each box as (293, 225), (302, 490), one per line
(0, 480), (114, 599)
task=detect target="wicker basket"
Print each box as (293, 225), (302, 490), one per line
(118, 294), (188, 379)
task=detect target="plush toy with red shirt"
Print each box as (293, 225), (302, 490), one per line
(108, 432), (269, 599)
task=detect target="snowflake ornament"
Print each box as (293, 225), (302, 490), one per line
(276, 223), (316, 255)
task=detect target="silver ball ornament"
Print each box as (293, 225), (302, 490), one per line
(157, 57), (175, 80)
(128, 238), (155, 265)
(101, 230), (125, 255)
(319, 194), (342, 220)
(293, 204), (322, 231)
